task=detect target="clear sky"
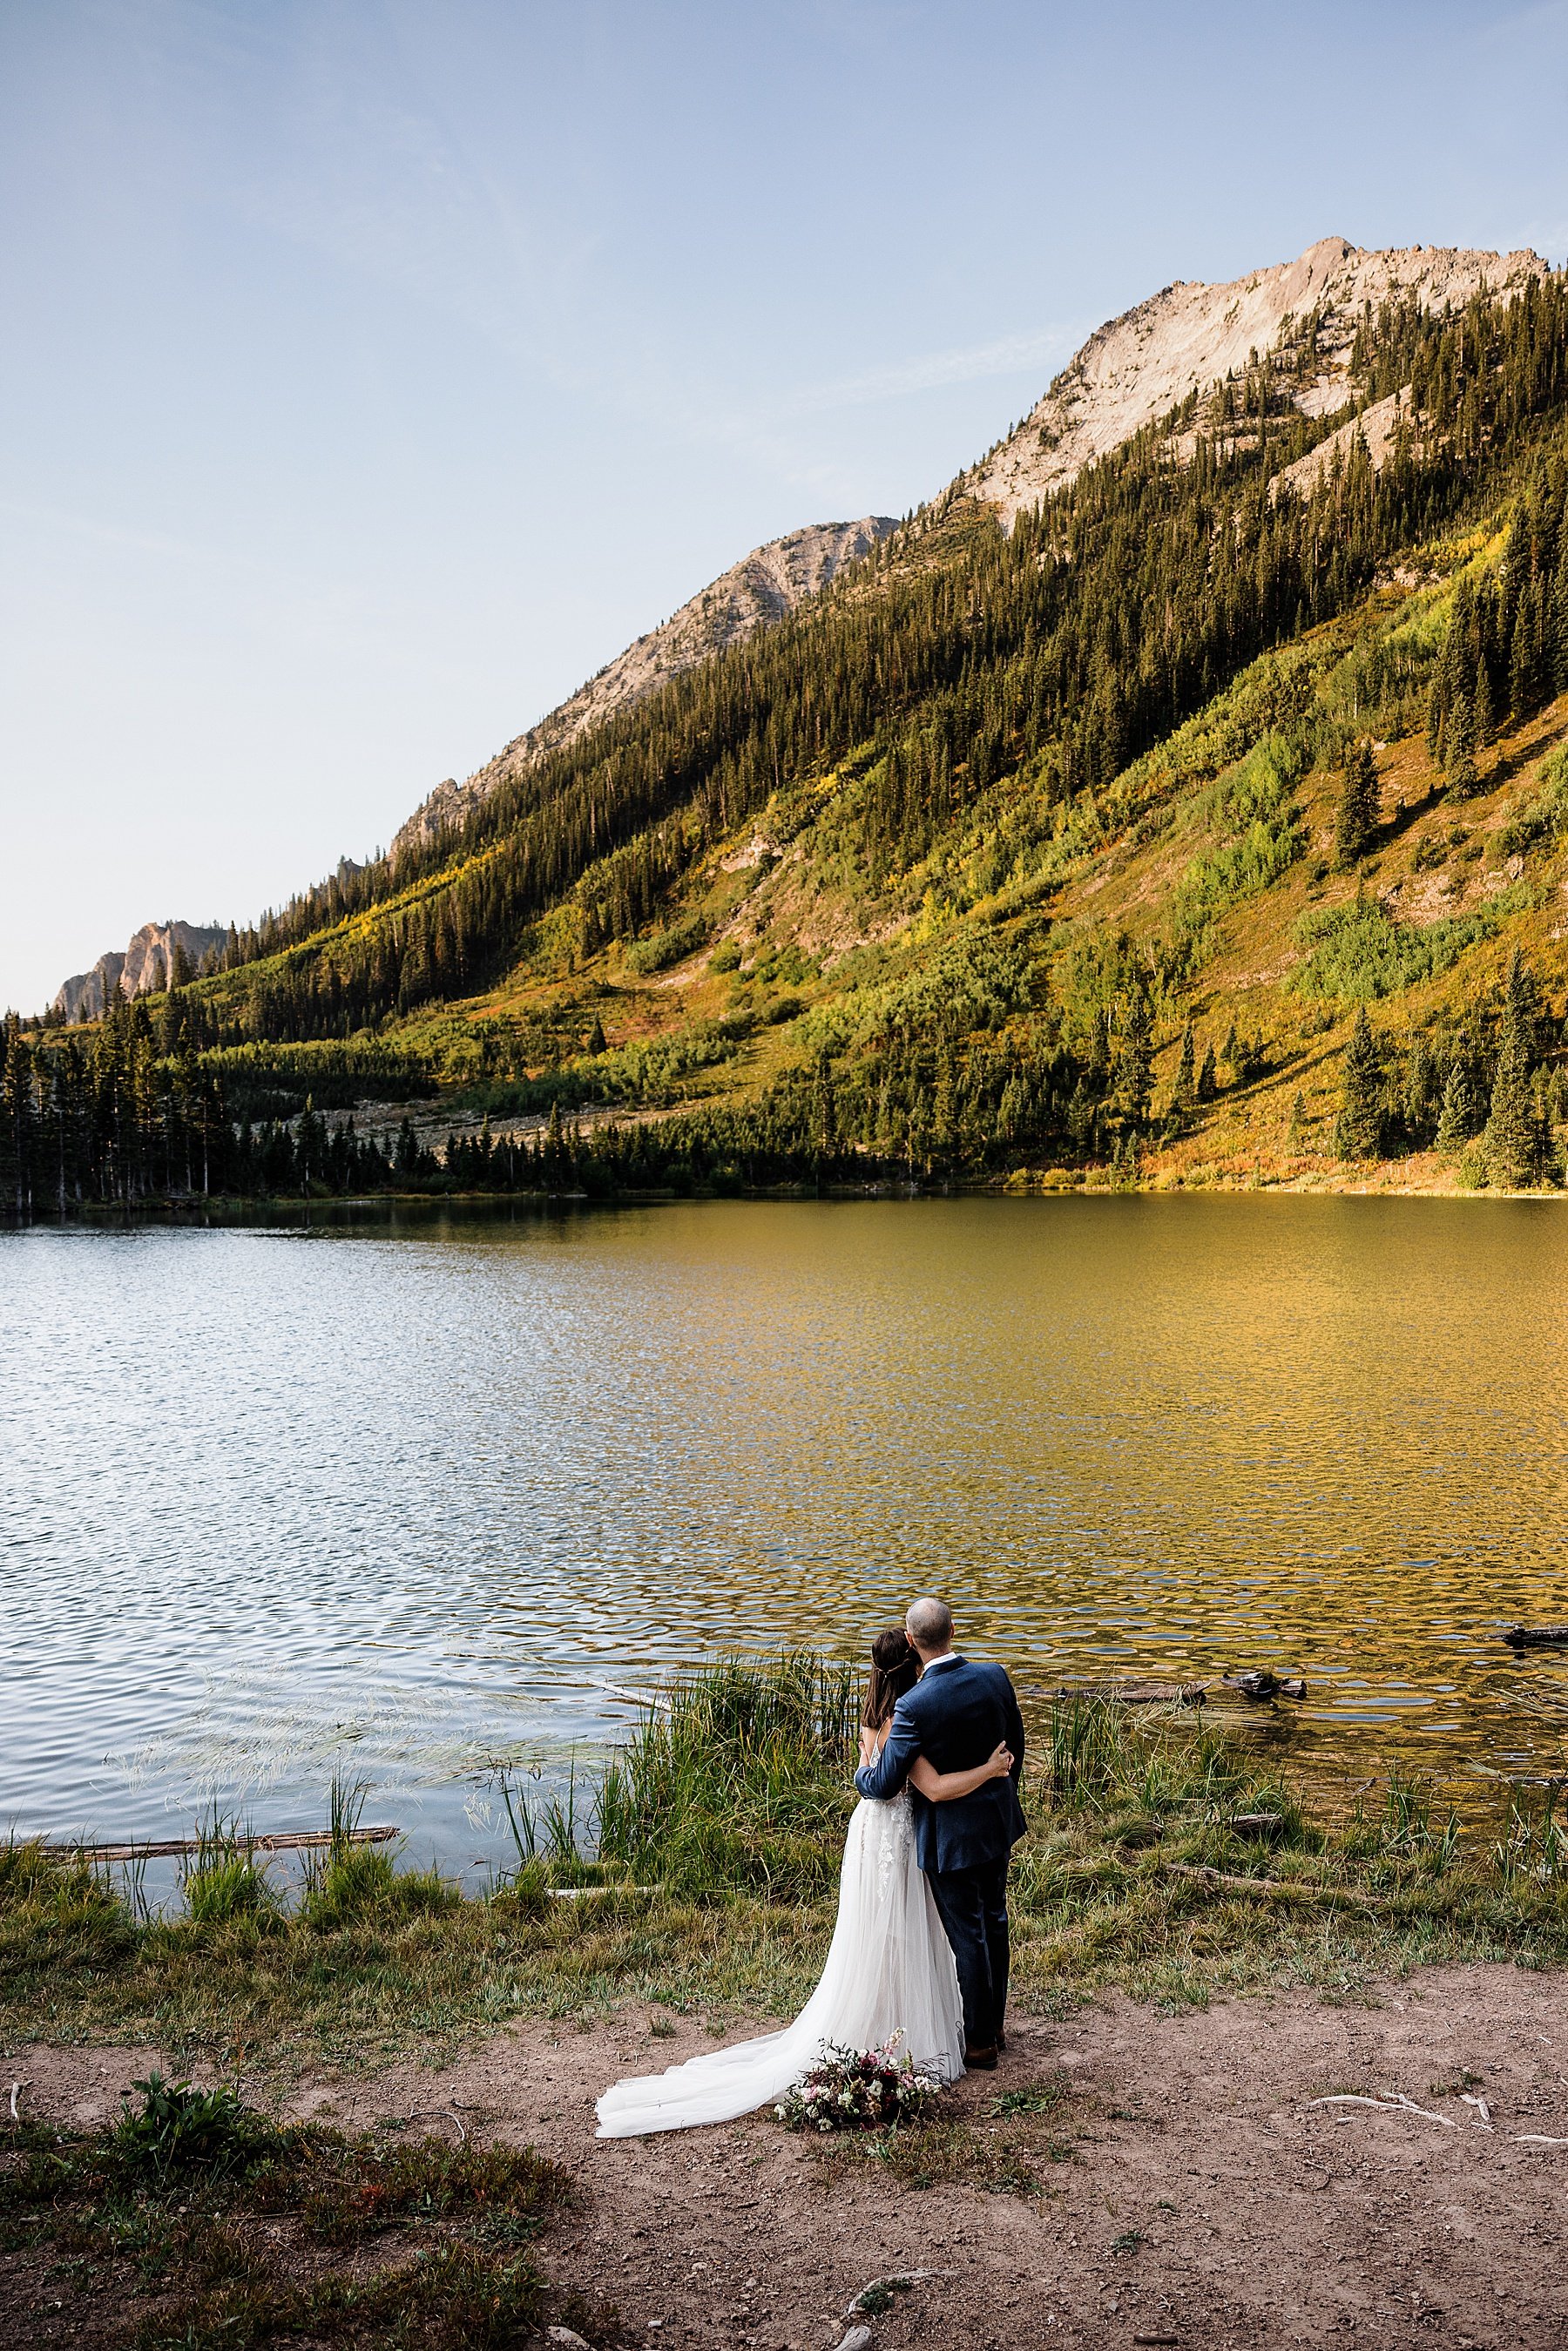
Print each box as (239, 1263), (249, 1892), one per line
(3, 0), (1566, 1012)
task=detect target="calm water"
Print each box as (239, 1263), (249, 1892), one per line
(4, 1196), (1568, 1880)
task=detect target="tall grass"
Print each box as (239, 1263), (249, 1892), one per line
(180, 1810), (280, 1927)
(301, 1773), (457, 1929)
(596, 1652), (859, 1898)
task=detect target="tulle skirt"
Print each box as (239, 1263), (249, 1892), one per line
(595, 1794), (964, 2138)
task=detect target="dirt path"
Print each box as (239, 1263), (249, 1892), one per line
(12, 1963), (1568, 2349)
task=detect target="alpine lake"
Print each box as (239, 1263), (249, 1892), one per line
(5, 1193), (1567, 1891)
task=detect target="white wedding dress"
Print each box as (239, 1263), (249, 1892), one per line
(595, 1790), (965, 2138)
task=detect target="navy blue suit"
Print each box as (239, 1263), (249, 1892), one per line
(854, 1654), (1026, 2051)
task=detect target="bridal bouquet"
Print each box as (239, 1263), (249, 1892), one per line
(774, 2034), (943, 2134)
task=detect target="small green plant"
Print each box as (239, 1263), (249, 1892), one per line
(710, 939), (742, 972)
(990, 2077), (1069, 2118)
(111, 2071), (266, 2187)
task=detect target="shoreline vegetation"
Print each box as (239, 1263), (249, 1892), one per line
(9, 1657), (1568, 2344)
(9, 1658), (1568, 2075)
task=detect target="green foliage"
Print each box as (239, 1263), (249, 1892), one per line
(0, 1838), (135, 1993)
(1334, 740), (1381, 868)
(1497, 743), (1568, 860)
(1294, 891), (1521, 1003)
(112, 2071), (271, 2187)
(622, 909), (708, 974)
(596, 1653), (860, 1900)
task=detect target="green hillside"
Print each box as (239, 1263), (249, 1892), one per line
(8, 274), (1568, 1212)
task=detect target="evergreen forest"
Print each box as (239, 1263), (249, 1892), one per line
(10, 271), (1568, 1218)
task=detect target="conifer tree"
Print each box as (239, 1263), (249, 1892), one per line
(1446, 690), (1479, 798)
(1114, 992), (1154, 1127)
(1196, 1041), (1218, 1101)
(1172, 1020), (1196, 1114)
(1484, 954), (1549, 1187)
(1335, 739), (1380, 868)
(1335, 1006), (1383, 1159)
(1436, 1062), (1481, 1150)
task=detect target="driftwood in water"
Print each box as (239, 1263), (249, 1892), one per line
(1032, 1681), (1208, 1708)
(1503, 1625), (1568, 1650)
(1224, 1670), (1307, 1700)
(44, 1826), (399, 1864)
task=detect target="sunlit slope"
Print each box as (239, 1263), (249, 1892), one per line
(139, 273), (1568, 1184)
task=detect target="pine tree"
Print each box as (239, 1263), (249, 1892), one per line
(1484, 955), (1548, 1186)
(1335, 739), (1380, 868)
(1172, 1020), (1196, 1114)
(1114, 991), (1154, 1127)
(588, 1015), (607, 1055)
(1446, 690), (1479, 798)
(1436, 1061), (1481, 1151)
(1196, 1041), (1218, 1101)
(1335, 1006), (1383, 1159)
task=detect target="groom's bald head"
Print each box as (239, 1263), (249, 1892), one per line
(905, 1596), (954, 1659)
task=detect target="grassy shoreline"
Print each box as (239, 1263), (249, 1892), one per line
(6, 1659), (1568, 2084)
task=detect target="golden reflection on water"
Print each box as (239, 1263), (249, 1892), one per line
(6, 1194), (1568, 1859)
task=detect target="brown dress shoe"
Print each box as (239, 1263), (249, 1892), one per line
(964, 2044), (999, 2070)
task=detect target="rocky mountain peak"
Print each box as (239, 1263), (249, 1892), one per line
(54, 919), (227, 1022)
(963, 234), (1551, 526)
(391, 514), (897, 864)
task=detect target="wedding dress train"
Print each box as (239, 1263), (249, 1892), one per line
(595, 1792), (965, 2138)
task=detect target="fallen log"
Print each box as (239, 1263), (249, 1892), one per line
(1502, 1625), (1568, 1650)
(1161, 1861), (1389, 1910)
(44, 1827), (398, 1863)
(1032, 1682), (1208, 1708)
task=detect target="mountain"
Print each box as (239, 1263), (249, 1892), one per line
(389, 238), (1548, 868)
(54, 920), (227, 1022)
(390, 516), (897, 864)
(965, 236), (1549, 524)
(13, 234), (1568, 1213)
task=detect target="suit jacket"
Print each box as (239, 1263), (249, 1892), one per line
(853, 1654), (1026, 1874)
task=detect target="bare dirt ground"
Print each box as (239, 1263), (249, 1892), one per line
(11, 1963), (1568, 2350)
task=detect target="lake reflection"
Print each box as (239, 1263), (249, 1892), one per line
(4, 1196), (1568, 1877)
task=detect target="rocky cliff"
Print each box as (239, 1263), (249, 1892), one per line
(55, 920), (227, 1021)
(391, 515), (897, 863)
(388, 238), (1547, 870)
(963, 235), (1549, 526)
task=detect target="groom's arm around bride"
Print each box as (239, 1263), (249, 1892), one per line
(853, 1596), (1025, 2064)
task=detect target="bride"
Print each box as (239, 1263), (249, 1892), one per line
(595, 1629), (1015, 2138)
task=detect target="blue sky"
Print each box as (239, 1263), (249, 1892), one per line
(3, 0), (1567, 1011)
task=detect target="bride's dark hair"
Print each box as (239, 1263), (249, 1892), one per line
(862, 1627), (919, 1731)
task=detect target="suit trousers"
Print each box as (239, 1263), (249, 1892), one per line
(927, 1854), (1010, 2051)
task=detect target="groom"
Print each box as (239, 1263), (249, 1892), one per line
(854, 1595), (1026, 2068)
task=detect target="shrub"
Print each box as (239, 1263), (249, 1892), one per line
(1292, 890), (1522, 1002)
(710, 939), (742, 972)
(596, 1653), (858, 1899)
(623, 913), (707, 975)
